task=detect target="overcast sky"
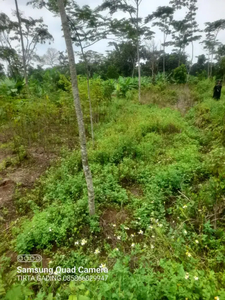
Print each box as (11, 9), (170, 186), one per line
(1, 0), (225, 64)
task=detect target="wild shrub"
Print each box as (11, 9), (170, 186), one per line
(0, 78), (20, 97)
(78, 258), (225, 300)
(92, 163), (128, 205)
(15, 198), (89, 253)
(173, 64), (187, 84)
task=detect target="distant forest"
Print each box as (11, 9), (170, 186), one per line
(0, 0), (225, 82)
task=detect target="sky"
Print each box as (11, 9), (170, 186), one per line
(1, 0), (225, 65)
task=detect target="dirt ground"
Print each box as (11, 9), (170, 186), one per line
(0, 147), (57, 231)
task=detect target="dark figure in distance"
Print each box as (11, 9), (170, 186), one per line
(213, 80), (222, 100)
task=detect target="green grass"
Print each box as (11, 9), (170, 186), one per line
(1, 78), (225, 300)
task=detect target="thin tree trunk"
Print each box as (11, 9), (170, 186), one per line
(14, 0), (28, 87)
(131, 58), (135, 77)
(73, 26), (94, 146)
(151, 44), (155, 83)
(207, 52), (210, 78)
(57, 0), (95, 216)
(86, 69), (94, 146)
(163, 32), (165, 77)
(210, 53), (213, 78)
(132, 62), (135, 77)
(136, 1), (141, 102)
(178, 48), (181, 67)
(188, 41), (194, 76)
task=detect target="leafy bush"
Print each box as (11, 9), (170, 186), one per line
(173, 64), (187, 84)
(15, 199), (89, 253)
(0, 78), (20, 97)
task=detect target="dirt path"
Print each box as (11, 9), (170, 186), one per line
(175, 84), (193, 115)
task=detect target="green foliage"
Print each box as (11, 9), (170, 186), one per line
(173, 64), (187, 84)
(0, 78), (19, 97)
(79, 258), (225, 300)
(106, 65), (119, 79)
(1, 75), (225, 299)
(15, 199), (89, 253)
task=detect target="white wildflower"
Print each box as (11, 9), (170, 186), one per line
(94, 248), (100, 255)
(131, 243), (135, 247)
(117, 236), (121, 240)
(74, 241), (79, 245)
(186, 251), (191, 257)
(49, 228), (52, 232)
(152, 235), (155, 238)
(138, 230), (143, 235)
(99, 264), (106, 269)
(185, 273), (189, 279)
(115, 248), (119, 251)
(131, 234), (135, 237)
(151, 244), (154, 249)
(195, 240), (199, 244)
(112, 224), (116, 227)
(81, 239), (87, 246)
(183, 230), (187, 235)
(124, 226), (129, 230)
(194, 276), (198, 280)
(158, 224), (163, 228)
(183, 205), (187, 209)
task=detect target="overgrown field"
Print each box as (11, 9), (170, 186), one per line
(0, 76), (225, 300)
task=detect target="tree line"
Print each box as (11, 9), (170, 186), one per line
(1, 0), (225, 83)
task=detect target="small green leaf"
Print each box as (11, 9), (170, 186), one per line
(47, 293), (53, 300)
(69, 296), (77, 300)
(77, 284), (85, 290)
(78, 296), (90, 300)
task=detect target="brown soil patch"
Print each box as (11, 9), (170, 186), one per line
(120, 180), (143, 198)
(140, 84), (193, 115)
(126, 185), (143, 197)
(0, 179), (15, 204)
(175, 85), (193, 115)
(0, 148), (58, 232)
(100, 207), (131, 247)
(0, 152), (10, 165)
(99, 207), (147, 255)
(101, 207), (130, 225)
